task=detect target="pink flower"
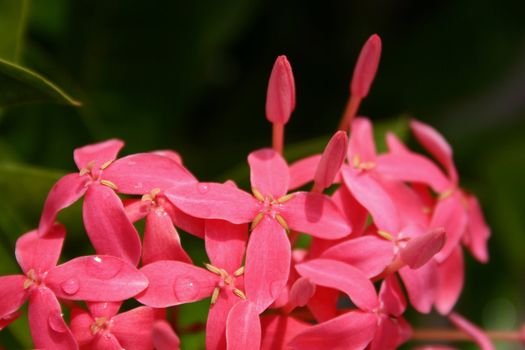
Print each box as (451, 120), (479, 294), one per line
(38, 139), (195, 265)
(0, 225), (148, 349)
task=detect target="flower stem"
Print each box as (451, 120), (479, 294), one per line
(273, 122), (284, 155)
(338, 95), (361, 131)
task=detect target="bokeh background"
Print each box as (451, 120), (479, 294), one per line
(0, 0), (524, 349)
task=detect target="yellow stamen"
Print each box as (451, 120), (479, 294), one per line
(233, 266), (245, 277)
(438, 189), (454, 200)
(142, 188), (161, 202)
(233, 288), (247, 300)
(100, 179), (118, 190)
(352, 154), (361, 168)
(204, 263), (223, 276)
(90, 317), (107, 335)
(275, 214), (289, 233)
(100, 160), (113, 170)
(23, 279), (33, 289)
(210, 287), (220, 305)
(251, 187), (265, 202)
(277, 193), (294, 203)
(251, 212), (264, 231)
(377, 230), (394, 241)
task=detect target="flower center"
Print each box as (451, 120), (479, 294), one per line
(205, 264), (246, 305)
(251, 188), (293, 231)
(79, 160), (117, 190)
(90, 317), (110, 335)
(23, 269), (42, 289)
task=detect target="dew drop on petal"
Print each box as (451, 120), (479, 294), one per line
(48, 313), (67, 333)
(60, 278), (80, 295)
(86, 256), (122, 280)
(173, 277), (200, 301)
(197, 183), (209, 194)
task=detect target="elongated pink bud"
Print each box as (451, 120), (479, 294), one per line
(350, 34), (382, 98)
(313, 131), (348, 192)
(266, 55), (296, 124)
(400, 228), (446, 269)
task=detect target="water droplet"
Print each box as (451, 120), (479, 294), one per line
(173, 277), (200, 301)
(86, 256), (122, 280)
(60, 278), (80, 295)
(48, 313), (67, 333)
(270, 280), (283, 299)
(197, 183), (209, 194)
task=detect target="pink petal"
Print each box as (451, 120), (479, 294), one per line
(151, 150), (184, 165)
(289, 277), (316, 308)
(164, 199), (205, 238)
(123, 198), (150, 223)
(381, 179), (429, 228)
(165, 182), (258, 224)
(398, 261), (438, 314)
(306, 286), (339, 323)
(74, 139), (124, 171)
(87, 301), (122, 319)
(45, 255), (148, 301)
(265, 55), (295, 124)
(90, 334), (122, 350)
(104, 153), (195, 194)
(260, 315), (310, 350)
(206, 290), (240, 350)
(16, 224), (65, 275)
(0, 311), (21, 331)
(385, 132), (411, 154)
(136, 261), (218, 307)
(83, 184), (142, 265)
(281, 192), (351, 239)
(295, 259), (378, 311)
(378, 275), (406, 317)
(341, 168), (400, 233)
(400, 228), (446, 269)
(435, 247), (464, 315)
(205, 220), (248, 273)
(348, 118), (376, 162)
(289, 311), (377, 350)
(369, 315), (401, 350)
(28, 287), (78, 350)
(314, 131), (348, 191)
(449, 312), (495, 350)
(331, 185), (368, 237)
(0, 275), (28, 318)
(245, 216), (291, 313)
(432, 193), (468, 262)
(143, 208), (192, 265)
(410, 119), (459, 184)
(320, 236), (394, 278)
(350, 34), (382, 98)
(111, 306), (157, 350)
(463, 194), (490, 263)
(70, 307), (95, 346)
(288, 154), (322, 191)
(376, 153), (450, 193)
(226, 301), (261, 350)
(152, 320), (180, 350)
(248, 148), (290, 198)
(38, 173), (89, 236)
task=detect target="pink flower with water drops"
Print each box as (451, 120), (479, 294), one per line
(0, 224), (148, 349)
(70, 301), (162, 349)
(38, 139), (195, 265)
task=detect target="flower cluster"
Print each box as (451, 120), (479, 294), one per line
(0, 35), (505, 350)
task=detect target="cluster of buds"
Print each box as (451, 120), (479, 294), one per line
(1, 34), (518, 350)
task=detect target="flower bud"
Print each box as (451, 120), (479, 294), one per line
(350, 34), (382, 98)
(265, 55), (296, 124)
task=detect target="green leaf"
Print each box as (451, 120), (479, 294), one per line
(0, 58), (81, 107)
(0, 0), (30, 62)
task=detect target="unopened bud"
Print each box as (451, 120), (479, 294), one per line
(313, 131), (348, 191)
(350, 34), (382, 98)
(265, 55), (296, 124)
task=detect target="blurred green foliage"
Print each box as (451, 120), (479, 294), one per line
(1, 0), (524, 349)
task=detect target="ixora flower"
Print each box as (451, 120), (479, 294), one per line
(0, 225), (148, 349)
(38, 139), (195, 265)
(1, 33), (515, 350)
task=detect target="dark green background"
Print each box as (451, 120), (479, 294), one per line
(0, 0), (524, 349)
